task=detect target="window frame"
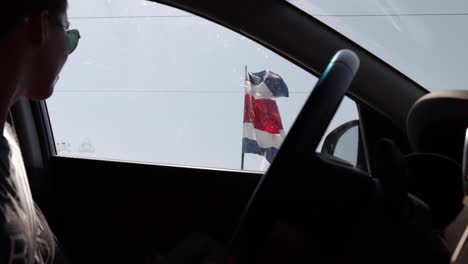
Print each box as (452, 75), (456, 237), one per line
(40, 1), (371, 172)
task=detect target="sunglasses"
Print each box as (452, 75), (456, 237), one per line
(47, 14), (80, 54)
(66, 29), (80, 54)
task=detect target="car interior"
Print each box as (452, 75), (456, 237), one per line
(6, 0), (468, 263)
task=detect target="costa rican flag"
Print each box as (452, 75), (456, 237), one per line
(242, 69), (289, 164)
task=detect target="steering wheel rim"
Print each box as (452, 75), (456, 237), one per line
(277, 49), (360, 156)
(229, 49), (360, 262)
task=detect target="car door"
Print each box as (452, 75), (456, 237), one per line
(9, 1), (389, 263)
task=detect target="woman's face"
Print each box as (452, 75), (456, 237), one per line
(22, 10), (70, 100)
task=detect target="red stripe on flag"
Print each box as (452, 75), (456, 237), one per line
(243, 94), (284, 134)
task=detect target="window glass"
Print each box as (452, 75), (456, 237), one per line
(319, 98), (363, 168)
(47, 1), (361, 172)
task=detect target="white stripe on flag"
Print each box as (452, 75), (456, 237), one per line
(243, 123), (285, 149)
(245, 81), (275, 100)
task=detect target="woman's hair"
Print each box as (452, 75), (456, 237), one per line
(1, 0), (68, 36)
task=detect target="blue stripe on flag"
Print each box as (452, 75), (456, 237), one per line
(248, 70), (289, 98)
(242, 138), (278, 163)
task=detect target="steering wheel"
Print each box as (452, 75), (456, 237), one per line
(228, 50), (360, 263)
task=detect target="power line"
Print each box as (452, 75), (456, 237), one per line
(68, 12), (468, 20)
(70, 15), (195, 19)
(55, 90), (310, 94)
(56, 90), (240, 93)
(308, 12), (468, 17)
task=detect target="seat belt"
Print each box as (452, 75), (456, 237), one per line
(451, 223), (468, 263)
(450, 129), (468, 263)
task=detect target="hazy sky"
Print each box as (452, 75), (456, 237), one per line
(291, 0), (468, 90)
(47, 0), (359, 172)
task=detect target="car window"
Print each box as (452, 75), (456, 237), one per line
(318, 98), (365, 169)
(46, 1), (357, 172)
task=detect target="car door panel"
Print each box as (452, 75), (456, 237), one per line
(46, 157), (260, 262)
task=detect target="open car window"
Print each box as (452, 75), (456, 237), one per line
(46, 0), (361, 172)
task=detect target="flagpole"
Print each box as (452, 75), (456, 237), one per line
(241, 65), (247, 170)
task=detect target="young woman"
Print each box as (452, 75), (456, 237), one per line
(0, 1), (79, 263)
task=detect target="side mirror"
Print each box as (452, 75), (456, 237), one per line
(321, 120), (365, 168)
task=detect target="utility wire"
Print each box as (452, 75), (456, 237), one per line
(70, 15), (195, 19)
(55, 90), (310, 94)
(69, 12), (468, 20)
(312, 12), (468, 17)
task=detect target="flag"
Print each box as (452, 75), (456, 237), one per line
(242, 69), (289, 164)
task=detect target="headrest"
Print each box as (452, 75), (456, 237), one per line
(407, 90), (468, 163)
